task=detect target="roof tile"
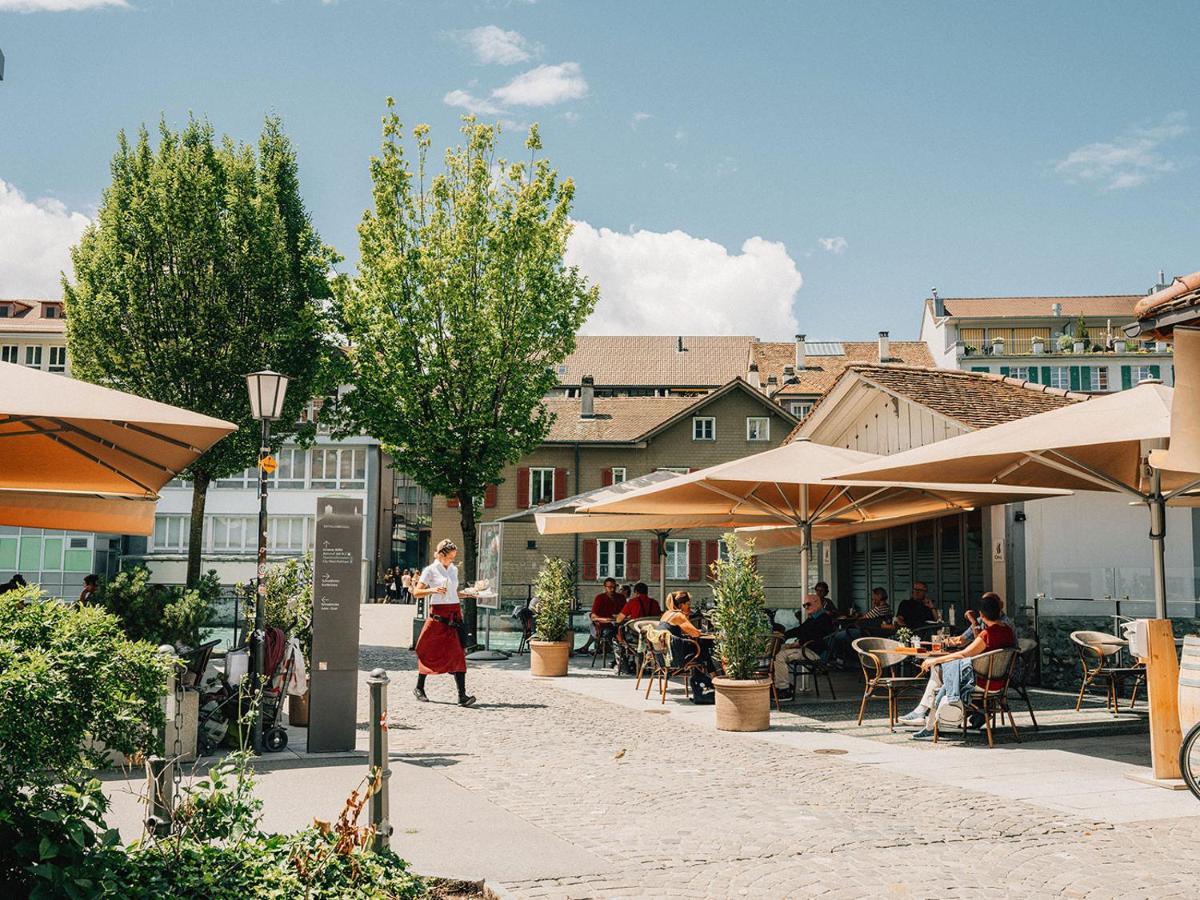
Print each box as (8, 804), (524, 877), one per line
(558, 335), (754, 387)
(753, 341), (933, 396)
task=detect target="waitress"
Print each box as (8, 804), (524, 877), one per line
(412, 539), (476, 707)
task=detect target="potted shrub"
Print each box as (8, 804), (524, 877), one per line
(1114, 338), (1127, 353)
(530, 557), (573, 677)
(991, 337), (1005, 355)
(1031, 336), (1045, 354)
(1056, 333), (1075, 353)
(962, 344), (977, 357)
(710, 533), (772, 731)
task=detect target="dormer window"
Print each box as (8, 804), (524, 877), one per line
(44, 306), (57, 319)
(0, 305), (10, 318)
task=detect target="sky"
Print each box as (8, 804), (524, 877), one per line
(2, 1), (1199, 342)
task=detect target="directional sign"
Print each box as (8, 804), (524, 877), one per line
(258, 455), (278, 474)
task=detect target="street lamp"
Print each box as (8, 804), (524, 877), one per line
(245, 370), (289, 754)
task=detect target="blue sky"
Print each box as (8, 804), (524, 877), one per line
(2, 0), (1199, 341)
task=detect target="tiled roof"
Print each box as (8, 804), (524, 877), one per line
(558, 335), (755, 386)
(753, 341), (934, 397)
(0, 298), (66, 333)
(0, 317), (66, 333)
(936, 295), (1143, 319)
(542, 396), (701, 443)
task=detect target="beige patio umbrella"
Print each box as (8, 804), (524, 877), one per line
(832, 381), (1200, 619)
(578, 439), (1071, 597)
(1149, 327), (1200, 475)
(0, 361), (237, 535)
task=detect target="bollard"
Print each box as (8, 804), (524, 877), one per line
(367, 667), (392, 851)
(145, 755), (173, 837)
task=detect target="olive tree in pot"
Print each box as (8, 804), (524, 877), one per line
(530, 557), (573, 677)
(710, 534), (772, 731)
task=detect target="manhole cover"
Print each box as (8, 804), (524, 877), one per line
(813, 748), (848, 755)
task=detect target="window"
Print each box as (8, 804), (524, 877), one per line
(215, 466), (257, 489)
(788, 400), (814, 418)
(692, 416), (715, 441)
(0, 305), (8, 317)
(746, 417), (770, 441)
(48, 346), (67, 373)
(271, 447), (307, 489)
(665, 539), (689, 579)
(598, 539), (626, 579)
(268, 516), (309, 552)
(1132, 365), (1155, 384)
(610, 467), (627, 484)
(311, 447), (366, 489)
(529, 467), (555, 505)
(153, 515), (190, 552)
(24, 346), (42, 369)
(211, 516), (254, 551)
(1, 345), (17, 363)
(717, 539), (732, 563)
(657, 466), (690, 475)
(44, 305), (58, 319)
(1047, 366), (1069, 390)
(1086, 367), (1109, 392)
(1008, 366), (1030, 380)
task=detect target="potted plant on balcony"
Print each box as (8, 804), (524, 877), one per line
(1031, 336), (1045, 354)
(710, 533), (772, 731)
(530, 556), (573, 677)
(991, 337), (1005, 355)
(1056, 333), (1075, 353)
(1113, 337), (1127, 353)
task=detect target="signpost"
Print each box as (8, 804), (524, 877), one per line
(307, 497), (363, 753)
(466, 522), (504, 660)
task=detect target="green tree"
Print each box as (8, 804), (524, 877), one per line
(335, 101), (597, 635)
(64, 117), (339, 585)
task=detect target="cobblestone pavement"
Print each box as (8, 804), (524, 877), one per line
(358, 646), (1200, 899)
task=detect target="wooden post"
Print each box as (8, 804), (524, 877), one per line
(1144, 618), (1182, 780)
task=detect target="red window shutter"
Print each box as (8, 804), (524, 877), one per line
(626, 539), (641, 581)
(601, 467), (613, 487)
(484, 484), (497, 508)
(582, 538), (598, 581)
(650, 539), (661, 583)
(447, 495), (459, 508)
(704, 540), (719, 581)
(554, 468), (568, 501)
(688, 540), (701, 581)
(517, 467), (530, 509)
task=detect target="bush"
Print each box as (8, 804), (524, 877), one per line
(236, 554), (313, 665)
(532, 557), (572, 642)
(710, 533), (770, 680)
(97, 566), (219, 648)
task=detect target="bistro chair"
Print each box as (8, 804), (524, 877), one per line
(852, 637), (924, 732)
(591, 626), (616, 670)
(751, 633), (785, 710)
(933, 648), (1020, 748)
(614, 616), (655, 677)
(1008, 636), (1040, 730)
(511, 601), (535, 655)
(638, 626), (705, 703)
(1069, 630), (1146, 715)
(786, 634), (837, 700)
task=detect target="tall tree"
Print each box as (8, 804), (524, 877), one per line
(336, 101), (597, 636)
(65, 117), (338, 585)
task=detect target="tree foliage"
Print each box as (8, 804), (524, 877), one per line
(97, 565), (221, 648)
(532, 557), (573, 643)
(710, 534), (770, 680)
(334, 102), (597, 599)
(64, 116), (339, 585)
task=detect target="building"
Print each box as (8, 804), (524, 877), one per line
(920, 290), (1175, 391)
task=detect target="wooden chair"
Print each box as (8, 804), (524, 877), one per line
(638, 626), (704, 703)
(752, 633), (785, 710)
(786, 635), (837, 699)
(1070, 630), (1146, 715)
(934, 647), (1020, 748)
(1008, 636), (1040, 730)
(852, 637), (924, 731)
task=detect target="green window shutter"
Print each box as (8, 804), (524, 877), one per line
(1040, 366), (1051, 385)
(999, 366), (1010, 377)
(1120, 365), (1132, 390)
(1069, 367), (1080, 391)
(1149, 364), (1161, 380)
(1028, 368), (1039, 384)
(971, 366), (989, 373)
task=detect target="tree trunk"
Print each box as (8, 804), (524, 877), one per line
(186, 471), (212, 588)
(457, 493), (478, 650)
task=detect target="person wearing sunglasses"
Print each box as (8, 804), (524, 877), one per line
(773, 593), (837, 699)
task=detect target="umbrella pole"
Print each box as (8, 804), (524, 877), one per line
(1150, 468), (1168, 620)
(657, 530), (668, 606)
(799, 489), (811, 613)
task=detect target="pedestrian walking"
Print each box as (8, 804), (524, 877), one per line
(411, 539), (476, 706)
(400, 568), (413, 603)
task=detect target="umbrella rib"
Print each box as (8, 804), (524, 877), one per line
(1027, 450), (1143, 498)
(46, 417), (179, 478)
(0, 426), (67, 439)
(811, 485), (852, 519)
(697, 482), (795, 524)
(111, 420), (205, 453)
(771, 481), (802, 520)
(816, 485), (892, 524)
(1164, 478), (1200, 502)
(41, 432), (160, 496)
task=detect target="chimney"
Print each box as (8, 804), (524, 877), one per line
(676, 336), (687, 353)
(878, 330), (891, 362)
(747, 363), (761, 390)
(795, 334), (807, 370)
(783, 365), (795, 379)
(580, 375), (595, 418)
(1051, 302), (1062, 317)
(931, 287), (944, 318)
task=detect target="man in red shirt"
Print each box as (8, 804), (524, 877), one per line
(578, 578), (626, 655)
(617, 581), (661, 622)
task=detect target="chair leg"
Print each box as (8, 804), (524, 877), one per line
(645, 669), (655, 699)
(811, 668), (821, 698)
(825, 670), (836, 700)
(1007, 703), (1021, 742)
(1075, 676), (1088, 712)
(857, 686), (870, 726)
(983, 703), (995, 747)
(1129, 676), (1141, 710)
(1020, 687), (1039, 730)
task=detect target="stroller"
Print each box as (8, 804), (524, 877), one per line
(198, 626), (294, 754)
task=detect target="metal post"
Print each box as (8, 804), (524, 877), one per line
(145, 756), (173, 837)
(251, 418), (270, 754)
(1149, 467), (1168, 620)
(367, 668), (392, 851)
(656, 529), (669, 606)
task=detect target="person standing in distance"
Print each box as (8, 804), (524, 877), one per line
(411, 539), (476, 706)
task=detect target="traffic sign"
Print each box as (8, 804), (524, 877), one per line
(259, 455), (278, 474)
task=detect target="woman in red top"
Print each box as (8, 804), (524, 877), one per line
(412, 539), (475, 706)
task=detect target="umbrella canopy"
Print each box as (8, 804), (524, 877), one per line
(833, 381), (1200, 617)
(0, 361), (237, 534)
(1150, 327), (1200, 476)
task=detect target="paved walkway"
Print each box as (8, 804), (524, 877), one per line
(104, 646), (1200, 898)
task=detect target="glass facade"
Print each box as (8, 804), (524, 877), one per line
(0, 527), (115, 600)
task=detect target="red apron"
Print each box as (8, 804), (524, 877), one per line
(415, 603), (467, 674)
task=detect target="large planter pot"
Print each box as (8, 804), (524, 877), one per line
(530, 640), (571, 677)
(713, 677), (772, 732)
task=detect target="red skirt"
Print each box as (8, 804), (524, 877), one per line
(416, 605), (467, 674)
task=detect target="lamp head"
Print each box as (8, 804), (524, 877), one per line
(245, 370), (290, 421)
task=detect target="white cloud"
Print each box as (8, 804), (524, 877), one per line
(818, 236), (847, 254)
(0, 0), (125, 9)
(491, 62), (587, 107)
(457, 25), (535, 65)
(1054, 112), (1189, 190)
(631, 111), (652, 127)
(0, 178), (90, 296)
(566, 222), (802, 339)
(443, 89), (505, 117)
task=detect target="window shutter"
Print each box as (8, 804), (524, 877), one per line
(1028, 368), (1039, 384)
(554, 468), (568, 501)
(601, 467), (613, 487)
(688, 540), (701, 581)
(999, 366), (1009, 377)
(1121, 365), (1132, 390)
(1040, 366), (1051, 386)
(971, 366), (989, 373)
(650, 539), (661, 583)
(447, 495), (459, 508)
(484, 484), (497, 508)
(581, 539), (597, 581)
(704, 540), (719, 581)
(517, 467), (530, 508)
(626, 539), (641, 581)
(1150, 364), (1161, 380)
(1069, 366), (1080, 391)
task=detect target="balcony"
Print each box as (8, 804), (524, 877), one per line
(957, 338), (1172, 359)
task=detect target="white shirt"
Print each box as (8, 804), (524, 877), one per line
(419, 560), (459, 606)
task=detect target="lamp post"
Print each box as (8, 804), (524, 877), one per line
(245, 370), (289, 754)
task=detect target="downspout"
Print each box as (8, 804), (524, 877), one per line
(574, 442), (582, 613)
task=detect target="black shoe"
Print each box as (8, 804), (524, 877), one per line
(458, 694), (477, 707)
(776, 687), (795, 701)
(967, 711), (986, 730)
(413, 688), (429, 702)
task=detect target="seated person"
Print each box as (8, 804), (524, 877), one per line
(831, 586), (893, 664)
(773, 593), (837, 699)
(659, 591), (716, 703)
(895, 581), (941, 631)
(950, 593), (1016, 647)
(579, 578), (625, 655)
(617, 582), (661, 621)
(898, 593), (1016, 739)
